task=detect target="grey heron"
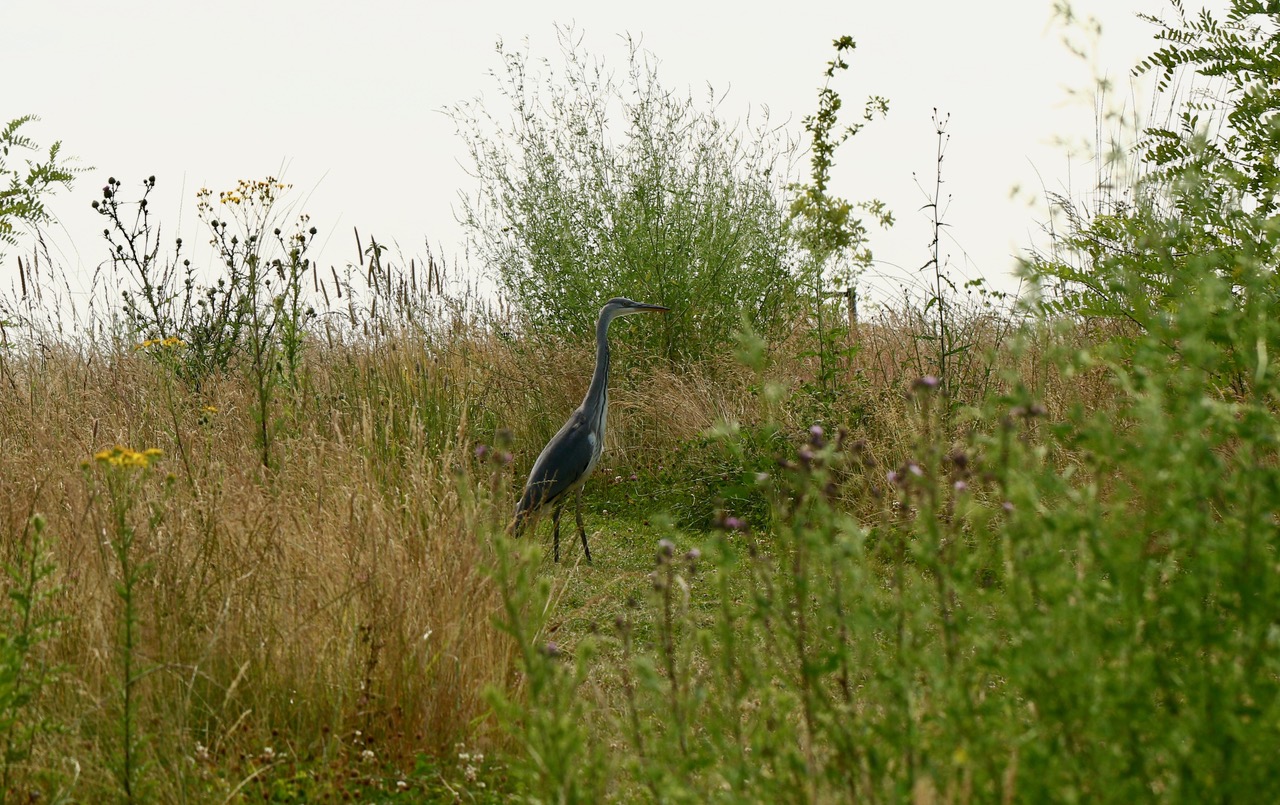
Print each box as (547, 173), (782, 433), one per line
(509, 297), (669, 562)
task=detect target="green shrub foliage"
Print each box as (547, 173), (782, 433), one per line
(1036, 1), (1280, 394)
(0, 115), (78, 262)
(453, 31), (799, 362)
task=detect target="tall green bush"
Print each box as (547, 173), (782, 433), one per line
(452, 31), (799, 362)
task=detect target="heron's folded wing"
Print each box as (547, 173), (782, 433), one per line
(516, 412), (594, 515)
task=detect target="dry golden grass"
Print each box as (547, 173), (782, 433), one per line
(0, 339), (521, 794)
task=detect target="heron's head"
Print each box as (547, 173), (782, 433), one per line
(602, 297), (670, 320)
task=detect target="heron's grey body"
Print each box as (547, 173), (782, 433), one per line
(511, 297), (668, 562)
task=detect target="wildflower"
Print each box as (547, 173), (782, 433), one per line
(913, 375), (940, 392)
(657, 538), (675, 559)
(203, 405), (218, 414)
(396, 780), (409, 791)
(954, 480), (968, 493)
(92, 445), (162, 469)
(685, 548), (701, 573)
(360, 749), (376, 763)
(134, 336), (186, 351)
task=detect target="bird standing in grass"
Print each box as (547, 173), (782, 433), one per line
(509, 297), (669, 562)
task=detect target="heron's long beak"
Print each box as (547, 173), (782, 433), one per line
(633, 302), (670, 313)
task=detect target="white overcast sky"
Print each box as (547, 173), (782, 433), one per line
(3, 1), (1164, 306)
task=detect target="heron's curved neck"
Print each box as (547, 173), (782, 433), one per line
(582, 310), (613, 419)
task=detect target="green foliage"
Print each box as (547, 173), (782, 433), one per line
(453, 31), (799, 363)
(491, 251), (1280, 799)
(84, 446), (171, 802)
(1135, 0), (1280, 209)
(487, 534), (608, 803)
(787, 37), (892, 406)
(489, 49), (1280, 787)
(788, 36), (891, 272)
(0, 514), (65, 798)
(659, 421), (784, 532)
(1035, 1), (1280, 394)
(0, 116), (80, 261)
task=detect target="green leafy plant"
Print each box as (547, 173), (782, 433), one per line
(453, 29), (799, 363)
(84, 445), (171, 802)
(1034, 0), (1280, 396)
(0, 116), (79, 262)
(788, 36), (892, 405)
(0, 513), (65, 798)
(487, 529), (607, 801)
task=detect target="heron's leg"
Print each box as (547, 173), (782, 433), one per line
(576, 486), (591, 564)
(552, 501), (563, 564)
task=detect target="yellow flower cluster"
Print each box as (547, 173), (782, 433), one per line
(135, 336), (186, 351)
(93, 446), (163, 468)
